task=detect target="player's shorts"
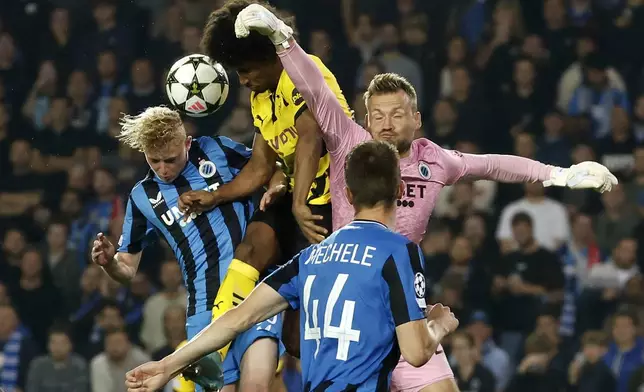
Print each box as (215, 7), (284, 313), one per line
(251, 192), (333, 257)
(222, 313), (286, 386)
(390, 345), (454, 392)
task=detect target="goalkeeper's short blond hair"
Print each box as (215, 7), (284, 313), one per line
(118, 106), (186, 152)
(363, 73), (418, 111)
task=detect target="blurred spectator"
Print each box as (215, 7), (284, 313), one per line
(506, 333), (567, 392)
(0, 304), (39, 392)
(151, 305), (187, 361)
(634, 95), (644, 143)
(21, 60), (58, 131)
(69, 268), (103, 348)
(568, 331), (615, 392)
(604, 309), (644, 392)
(492, 212), (564, 363)
(376, 23), (423, 106)
(445, 66), (484, 140)
(532, 309), (575, 373)
(94, 50), (127, 134)
(537, 110), (571, 168)
(462, 213), (500, 263)
(309, 29), (360, 100)
(26, 326), (89, 392)
(0, 140), (45, 218)
(344, 14), (380, 62)
(557, 33), (626, 112)
(0, 228), (27, 284)
(80, 0), (133, 70)
(40, 8), (77, 80)
(10, 249), (62, 351)
(595, 184), (640, 253)
(40, 219), (82, 313)
(567, 52), (630, 139)
(587, 238), (639, 292)
(140, 260), (186, 352)
(450, 331), (496, 392)
(90, 329), (149, 392)
(67, 70), (96, 132)
(439, 36), (468, 98)
(80, 300), (125, 360)
(558, 212), (602, 336)
(125, 58), (163, 115)
(496, 182), (570, 253)
(596, 106), (637, 180)
(465, 310), (513, 391)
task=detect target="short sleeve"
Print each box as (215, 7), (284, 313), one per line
(117, 195), (157, 253)
(381, 242), (426, 326)
(263, 253), (301, 310)
(214, 136), (251, 176)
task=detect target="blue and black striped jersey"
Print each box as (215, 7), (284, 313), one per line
(118, 136), (254, 316)
(264, 220), (427, 392)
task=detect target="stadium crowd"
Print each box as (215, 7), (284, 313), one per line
(0, 0), (644, 391)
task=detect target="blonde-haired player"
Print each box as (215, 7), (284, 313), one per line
(91, 106), (287, 391)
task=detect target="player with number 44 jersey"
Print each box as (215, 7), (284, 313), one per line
(125, 141), (458, 392)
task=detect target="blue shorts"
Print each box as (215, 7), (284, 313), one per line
(185, 311), (285, 387)
(223, 313), (286, 385)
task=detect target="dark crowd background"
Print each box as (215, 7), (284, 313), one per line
(1, 0), (644, 391)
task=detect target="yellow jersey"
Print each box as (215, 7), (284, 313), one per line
(250, 55), (352, 205)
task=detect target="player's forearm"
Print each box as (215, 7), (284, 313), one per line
(162, 312), (242, 378)
(293, 124), (322, 206)
(459, 153), (555, 183)
(102, 254), (137, 284)
(425, 321), (448, 357)
(215, 159), (275, 204)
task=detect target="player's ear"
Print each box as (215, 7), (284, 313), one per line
(185, 135), (192, 149)
(345, 187), (354, 206)
(414, 110), (422, 130)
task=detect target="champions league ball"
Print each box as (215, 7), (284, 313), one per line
(166, 54), (229, 118)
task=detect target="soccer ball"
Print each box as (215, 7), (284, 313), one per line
(166, 54), (229, 118)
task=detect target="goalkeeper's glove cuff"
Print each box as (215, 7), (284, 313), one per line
(269, 22), (293, 48)
(543, 167), (567, 188)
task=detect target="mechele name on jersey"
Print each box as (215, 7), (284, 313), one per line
(304, 243), (377, 267)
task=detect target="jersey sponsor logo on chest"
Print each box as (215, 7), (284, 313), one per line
(153, 182), (220, 227)
(268, 126), (298, 152)
(397, 182), (428, 208)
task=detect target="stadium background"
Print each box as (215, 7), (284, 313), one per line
(0, 0), (644, 391)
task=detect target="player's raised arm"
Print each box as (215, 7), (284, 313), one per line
(92, 196), (153, 284)
(435, 144), (618, 192)
(234, 4), (362, 153)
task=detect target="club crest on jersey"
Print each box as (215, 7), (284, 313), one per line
(198, 160), (217, 178)
(418, 162), (431, 180)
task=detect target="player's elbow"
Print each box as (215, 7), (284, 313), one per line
(400, 347), (430, 368)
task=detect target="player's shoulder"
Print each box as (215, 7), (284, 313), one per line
(129, 171), (155, 202)
(338, 220), (413, 253)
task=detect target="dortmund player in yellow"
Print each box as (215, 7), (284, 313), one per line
(176, 0), (352, 390)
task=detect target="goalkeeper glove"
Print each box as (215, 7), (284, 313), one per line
(543, 161), (618, 193)
(234, 4), (293, 48)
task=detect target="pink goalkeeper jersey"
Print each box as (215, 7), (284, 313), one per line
(278, 43), (555, 243)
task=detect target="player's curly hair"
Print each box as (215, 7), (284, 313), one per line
(201, 0), (297, 68)
(118, 106), (185, 152)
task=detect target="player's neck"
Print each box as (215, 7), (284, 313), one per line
(354, 205), (396, 229)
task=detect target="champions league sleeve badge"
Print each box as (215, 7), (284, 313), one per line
(198, 159), (217, 178)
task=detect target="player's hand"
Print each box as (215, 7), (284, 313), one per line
(125, 361), (170, 392)
(293, 203), (328, 244)
(544, 161), (618, 193)
(91, 233), (116, 266)
(179, 190), (218, 218)
(427, 304), (459, 335)
(234, 4), (293, 46)
(259, 184), (287, 211)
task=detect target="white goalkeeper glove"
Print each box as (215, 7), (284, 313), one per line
(234, 4), (293, 48)
(543, 161), (618, 193)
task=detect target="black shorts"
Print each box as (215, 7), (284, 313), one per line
(250, 192), (333, 260)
